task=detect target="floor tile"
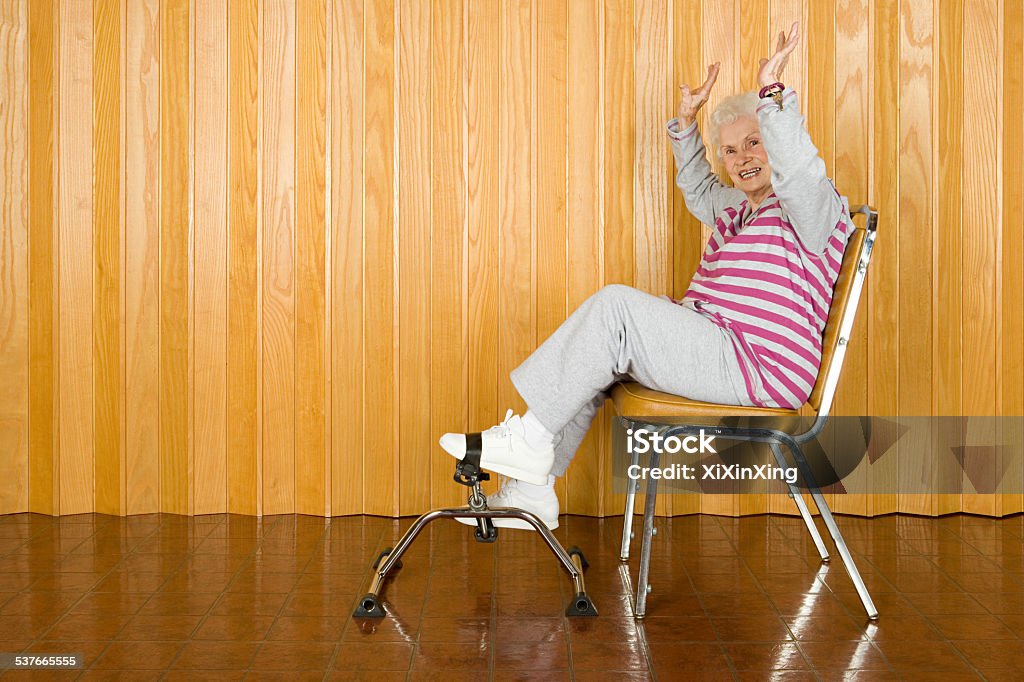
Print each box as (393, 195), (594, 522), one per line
(331, 641), (415, 672)
(169, 641), (260, 669)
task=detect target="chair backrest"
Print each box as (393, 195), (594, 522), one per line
(805, 205), (878, 416)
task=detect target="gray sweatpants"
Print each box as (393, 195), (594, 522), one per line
(510, 284), (754, 476)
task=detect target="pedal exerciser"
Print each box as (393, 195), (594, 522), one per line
(353, 437), (598, 618)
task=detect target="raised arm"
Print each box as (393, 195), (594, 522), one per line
(667, 119), (745, 227)
(668, 63), (745, 227)
(756, 23), (845, 254)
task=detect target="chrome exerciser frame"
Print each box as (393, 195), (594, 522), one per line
(354, 452), (597, 618)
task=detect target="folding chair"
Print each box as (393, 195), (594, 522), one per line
(613, 204), (879, 620)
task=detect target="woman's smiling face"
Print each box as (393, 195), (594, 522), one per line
(719, 116), (773, 205)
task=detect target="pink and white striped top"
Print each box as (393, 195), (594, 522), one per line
(682, 195), (851, 409)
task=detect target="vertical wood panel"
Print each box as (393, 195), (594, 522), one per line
(633, 0), (667, 301)
(193, 0), (227, 514)
(867, 0), (900, 514)
(466, 0), (500, 503)
(999, 0), (1024, 514)
(396, 0), (430, 514)
(261, 0), (296, 515)
(770, 0), (806, 102)
(0, 0), (28, 513)
(961, 0), (1001, 516)
(330, 0), (364, 516)
(425, 0), (462, 510)
(565, 0), (603, 516)
(118, 0), (126, 513)
(430, 0), (467, 510)
(935, 0), (963, 421)
(603, 0), (633, 290)
(59, 0), (95, 515)
(28, 0), (57, 514)
(159, 0), (189, 514)
(295, 0), (327, 515)
(536, 0), (567, 507)
(227, 0), (259, 515)
(739, 0), (769, 91)
(962, 0), (1000, 419)
(1002, 0), (1023, 420)
(187, 0), (194, 514)
(324, 0), (333, 517)
(125, 0), (159, 514)
(93, 0), (122, 515)
(537, 0), (571, 341)
(498, 0), (533, 416)
(363, 0), (396, 516)
(672, 0), (702, 303)
(897, 0), (934, 515)
(934, 0), (963, 514)
(701, 0), (737, 138)
(807, 0), (835, 176)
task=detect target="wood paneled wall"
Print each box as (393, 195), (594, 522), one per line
(1, 0), (1022, 517)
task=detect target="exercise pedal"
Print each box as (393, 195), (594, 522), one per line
(353, 458), (598, 619)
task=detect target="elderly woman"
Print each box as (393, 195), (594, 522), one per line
(440, 23), (852, 530)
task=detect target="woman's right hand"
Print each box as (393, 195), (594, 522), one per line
(677, 63), (720, 128)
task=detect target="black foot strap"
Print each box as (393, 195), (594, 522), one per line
(454, 432), (489, 486)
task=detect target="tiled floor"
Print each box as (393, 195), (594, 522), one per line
(0, 512), (1023, 680)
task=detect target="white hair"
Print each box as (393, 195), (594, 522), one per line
(708, 92), (760, 156)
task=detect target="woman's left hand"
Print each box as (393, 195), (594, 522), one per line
(758, 21), (800, 88)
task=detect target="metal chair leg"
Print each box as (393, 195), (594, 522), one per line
(634, 448), (660, 619)
(769, 442), (829, 562)
(804, 487), (878, 619)
(620, 420), (642, 561)
(784, 441), (879, 620)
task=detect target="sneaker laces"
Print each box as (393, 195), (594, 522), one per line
(481, 409), (517, 440)
(475, 409), (516, 446)
(493, 474), (519, 505)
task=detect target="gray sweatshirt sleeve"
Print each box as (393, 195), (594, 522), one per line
(757, 89), (846, 254)
(666, 117), (746, 228)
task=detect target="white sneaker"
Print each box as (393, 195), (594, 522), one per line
(456, 477), (560, 530)
(438, 410), (554, 486)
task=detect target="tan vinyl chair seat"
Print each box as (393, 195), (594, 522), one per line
(611, 381), (798, 418)
(611, 381), (804, 432)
